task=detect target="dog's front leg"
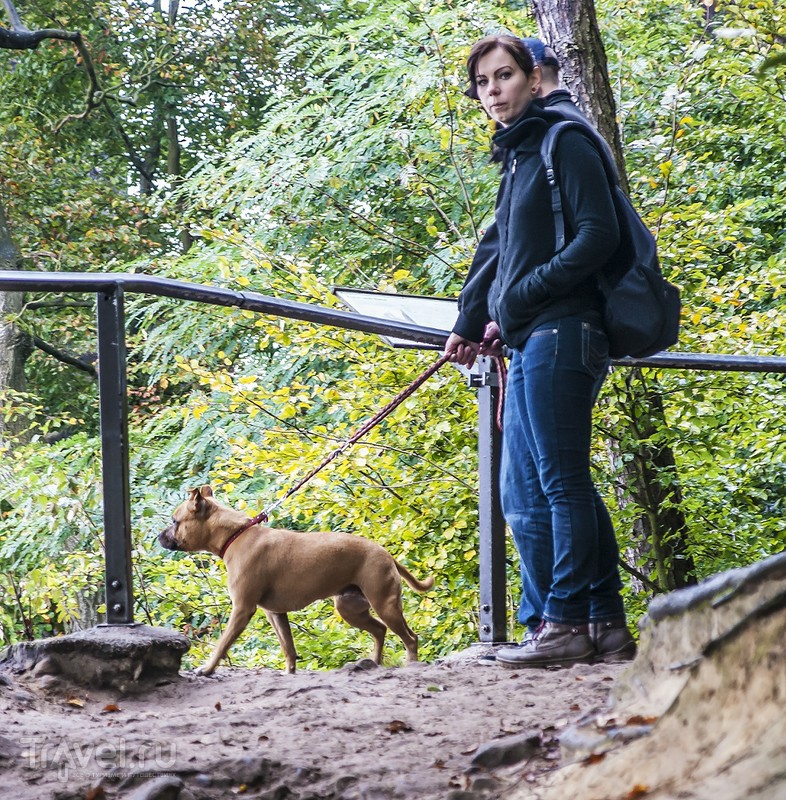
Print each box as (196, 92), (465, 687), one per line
(264, 610), (297, 674)
(196, 602), (257, 675)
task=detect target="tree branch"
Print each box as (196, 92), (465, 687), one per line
(618, 558), (661, 594)
(32, 335), (97, 378)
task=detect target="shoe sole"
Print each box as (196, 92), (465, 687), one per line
(496, 652), (595, 669)
(595, 645), (637, 663)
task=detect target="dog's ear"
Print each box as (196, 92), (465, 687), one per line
(186, 485), (214, 516)
(185, 486), (204, 513)
(187, 487), (201, 511)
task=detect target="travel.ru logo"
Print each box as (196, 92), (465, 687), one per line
(21, 736), (177, 780)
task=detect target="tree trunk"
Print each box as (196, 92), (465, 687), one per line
(532, 0), (696, 591)
(532, 0), (627, 188)
(0, 200), (30, 442)
(167, 115), (194, 253)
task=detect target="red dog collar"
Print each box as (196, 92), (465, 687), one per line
(219, 511), (268, 559)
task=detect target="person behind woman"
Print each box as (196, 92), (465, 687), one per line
(444, 34), (636, 668)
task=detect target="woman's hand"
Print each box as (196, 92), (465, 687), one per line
(479, 321), (503, 357)
(444, 332), (480, 369)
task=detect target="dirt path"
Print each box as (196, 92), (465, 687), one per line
(0, 651), (627, 799)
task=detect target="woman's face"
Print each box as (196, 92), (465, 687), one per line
(474, 47), (540, 127)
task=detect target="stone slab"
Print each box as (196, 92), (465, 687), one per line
(0, 624), (190, 692)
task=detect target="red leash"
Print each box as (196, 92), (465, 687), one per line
(493, 355), (507, 431)
(219, 352), (452, 558)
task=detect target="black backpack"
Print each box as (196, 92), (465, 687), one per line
(540, 120), (681, 359)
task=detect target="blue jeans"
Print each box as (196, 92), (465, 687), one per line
(500, 316), (625, 627)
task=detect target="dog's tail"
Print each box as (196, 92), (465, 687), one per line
(395, 561), (435, 593)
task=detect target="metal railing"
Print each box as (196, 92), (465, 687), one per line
(2, 270), (785, 640)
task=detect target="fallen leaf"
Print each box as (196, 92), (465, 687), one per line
(432, 759), (446, 769)
(101, 703), (122, 714)
(231, 784), (248, 794)
(626, 715), (658, 726)
(624, 786), (649, 799)
(214, 701), (222, 711)
(258, 735), (269, 742)
(85, 787), (106, 800)
(386, 720), (413, 734)
(570, 704), (581, 711)
(583, 752), (607, 766)
(460, 745), (479, 755)
(426, 684), (446, 692)
(65, 697), (85, 708)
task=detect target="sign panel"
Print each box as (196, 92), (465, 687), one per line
(333, 286), (459, 349)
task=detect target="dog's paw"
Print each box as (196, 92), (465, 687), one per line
(193, 664), (216, 677)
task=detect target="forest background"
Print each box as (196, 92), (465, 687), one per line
(0, 0), (784, 671)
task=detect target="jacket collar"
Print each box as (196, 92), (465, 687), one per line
(492, 101), (550, 153)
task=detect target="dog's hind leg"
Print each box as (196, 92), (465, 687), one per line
(264, 610), (298, 674)
(365, 583), (419, 663)
(197, 602), (257, 675)
(334, 589), (387, 664)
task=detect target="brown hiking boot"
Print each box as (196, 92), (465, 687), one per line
(590, 618), (637, 662)
(496, 621), (594, 669)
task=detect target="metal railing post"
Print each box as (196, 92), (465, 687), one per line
(96, 287), (134, 625)
(474, 357), (508, 641)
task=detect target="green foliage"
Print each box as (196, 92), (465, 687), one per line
(2, 0), (785, 668)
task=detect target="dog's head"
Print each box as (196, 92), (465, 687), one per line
(158, 485), (221, 553)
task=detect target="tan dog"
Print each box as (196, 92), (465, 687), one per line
(158, 486), (434, 674)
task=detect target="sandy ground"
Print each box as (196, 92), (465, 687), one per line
(0, 650), (629, 799)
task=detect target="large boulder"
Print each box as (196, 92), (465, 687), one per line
(512, 551), (786, 800)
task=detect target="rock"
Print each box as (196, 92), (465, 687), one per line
(468, 775), (498, 791)
(334, 775), (358, 792)
(0, 734), (20, 762)
(0, 624), (190, 692)
(221, 755), (278, 785)
(339, 658), (378, 673)
(470, 731), (541, 769)
(557, 727), (610, 762)
(511, 551), (786, 800)
(36, 674), (62, 691)
(125, 775), (184, 800)
(32, 655), (60, 677)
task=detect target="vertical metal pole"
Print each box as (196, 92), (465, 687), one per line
(474, 357), (508, 642)
(96, 287), (135, 625)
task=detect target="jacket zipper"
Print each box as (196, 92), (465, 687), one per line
(492, 154), (518, 320)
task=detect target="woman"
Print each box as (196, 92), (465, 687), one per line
(445, 35), (635, 668)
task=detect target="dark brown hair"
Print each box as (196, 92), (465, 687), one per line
(465, 35), (536, 100)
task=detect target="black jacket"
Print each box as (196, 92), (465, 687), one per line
(453, 99), (620, 349)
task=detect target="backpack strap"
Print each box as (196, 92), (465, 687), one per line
(540, 119), (620, 251)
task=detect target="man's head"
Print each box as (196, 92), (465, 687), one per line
(520, 37), (561, 96)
